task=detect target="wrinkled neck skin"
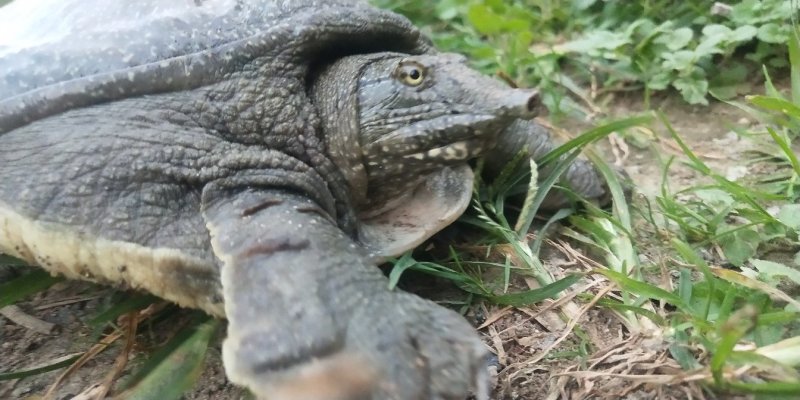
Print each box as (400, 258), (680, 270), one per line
(311, 51), (539, 216)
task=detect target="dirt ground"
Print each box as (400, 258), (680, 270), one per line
(0, 95), (768, 400)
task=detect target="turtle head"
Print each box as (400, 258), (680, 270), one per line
(356, 53), (540, 172)
(313, 52), (540, 207)
(312, 52), (539, 257)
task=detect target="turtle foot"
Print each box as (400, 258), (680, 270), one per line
(222, 292), (488, 400)
(345, 293), (490, 400)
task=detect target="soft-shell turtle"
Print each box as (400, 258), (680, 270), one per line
(0, 0), (609, 398)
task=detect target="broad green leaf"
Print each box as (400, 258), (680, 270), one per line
(673, 77), (709, 105)
(573, 0), (597, 11)
(757, 23), (790, 44)
(702, 24), (732, 40)
(729, 0), (758, 24)
(657, 27), (693, 51)
(558, 30), (630, 55)
(718, 227), (760, 267)
(695, 189), (735, 208)
(467, 5), (504, 35)
(646, 71), (672, 90)
(661, 50), (696, 71)
(777, 204), (800, 230)
(750, 259), (800, 286)
(484, 0), (504, 11)
(695, 38), (725, 57)
(715, 62), (749, 84)
(730, 25), (758, 42)
(434, 0), (462, 20)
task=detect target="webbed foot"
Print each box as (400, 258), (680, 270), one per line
(346, 293), (489, 400)
(224, 292), (488, 400)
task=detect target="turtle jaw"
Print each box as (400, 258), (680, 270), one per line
(353, 113), (512, 259)
(362, 114), (496, 177)
(355, 110), (523, 209)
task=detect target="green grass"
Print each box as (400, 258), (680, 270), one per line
(376, 0), (797, 113)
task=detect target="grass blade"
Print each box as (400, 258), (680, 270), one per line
(489, 274), (580, 307)
(89, 294), (160, 329)
(512, 159), (539, 234)
(515, 114), (652, 236)
(765, 126), (800, 176)
(0, 268), (62, 308)
(710, 306), (756, 383)
(0, 254), (29, 266)
(116, 315), (219, 400)
(0, 354), (80, 381)
(596, 268), (692, 313)
(537, 114), (654, 166)
(789, 28), (800, 105)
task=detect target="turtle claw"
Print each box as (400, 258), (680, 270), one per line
(345, 293), (490, 400)
(226, 294), (490, 400)
(230, 351), (377, 400)
(221, 313), (379, 400)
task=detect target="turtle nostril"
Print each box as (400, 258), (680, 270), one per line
(526, 91), (542, 114)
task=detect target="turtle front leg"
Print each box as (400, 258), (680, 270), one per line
(202, 188), (488, 400)
(484, 119), (615, 209)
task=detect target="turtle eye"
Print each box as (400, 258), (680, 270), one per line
(394, 61), (427, 87)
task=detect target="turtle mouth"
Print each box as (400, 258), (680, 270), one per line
(362, 113), (508, 168)
(402, 139), (483, 162)
(355, 114), (510, 216)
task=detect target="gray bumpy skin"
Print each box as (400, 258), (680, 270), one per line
(0, 1), (611, 399)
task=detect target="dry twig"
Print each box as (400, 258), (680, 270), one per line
(0, 305), (55, 334)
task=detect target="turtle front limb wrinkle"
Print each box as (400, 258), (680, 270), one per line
(202, 188), (489, 400)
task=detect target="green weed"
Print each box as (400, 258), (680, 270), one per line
(376, 0), (797, 110)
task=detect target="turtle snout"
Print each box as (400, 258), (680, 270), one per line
(493, 88), (542, 120)
(526, 90), (542, 115)
(518, 89), (542, 119)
